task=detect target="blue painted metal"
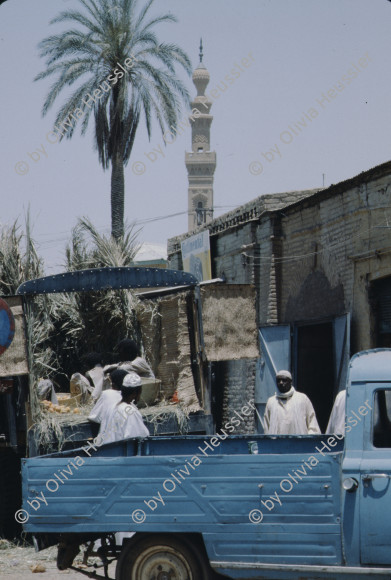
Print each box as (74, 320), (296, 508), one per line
(256, 326), (290, 414)
(23, 434), (343, 568)
(333, 313), (350, 392)
(348, 348), (391, 383)
(21, 349), (391, 578)
(212, 562), (391, 579)
(16, 267), (198, 296)
(342, 349), (391, 568)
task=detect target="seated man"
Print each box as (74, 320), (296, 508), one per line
(87, 368), (123, 427)
(264, 370), (320, 435)
(97, 370), (149, 445)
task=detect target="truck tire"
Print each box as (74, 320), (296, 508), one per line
(115, 534), (213, 580)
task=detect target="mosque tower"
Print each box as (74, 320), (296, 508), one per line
(186, 39), (216, 231)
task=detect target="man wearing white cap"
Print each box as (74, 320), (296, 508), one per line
(96, 370), (149, 445)
(263, 370), (320, 435)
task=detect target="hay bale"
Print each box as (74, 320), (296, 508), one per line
(201, 284), (259, 361)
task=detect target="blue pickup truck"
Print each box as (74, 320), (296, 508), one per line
(20, 348), (391, 579)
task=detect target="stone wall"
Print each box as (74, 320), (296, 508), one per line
(167, 160), (391, 422)
(167, 189), (319, 430)
(279, 166), (391, 351)
(219, 358), (257, 433)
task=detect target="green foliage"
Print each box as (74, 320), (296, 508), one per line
(0, 216), (60, 406)
(0, 215), (143, 395)
(65, 217), (141, 269)
(0, 215), (43, 295)
(46, 218), (143, 384)
(0, 214), (143, 401)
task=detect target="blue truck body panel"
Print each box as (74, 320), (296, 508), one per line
(23, 435), (343, 567)
(21, 349), (391, 578)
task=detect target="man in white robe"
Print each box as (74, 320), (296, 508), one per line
(326, 390), (346, 435)
(88, 369), (122, 428)
(96, 370), (149, 445)
(88, 369), (147, 551)
(264, 370), (320, 435)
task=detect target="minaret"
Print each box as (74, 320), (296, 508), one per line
(186, 40), (216, 231)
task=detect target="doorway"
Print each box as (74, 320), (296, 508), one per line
(296, 322), (335, 432)
(371, 276), (391, 347)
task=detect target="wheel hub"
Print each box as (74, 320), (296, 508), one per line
(132, 546), (192, 580)
(156, 569), (173, 580)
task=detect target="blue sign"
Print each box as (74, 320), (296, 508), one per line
(0, 298), (15, 355)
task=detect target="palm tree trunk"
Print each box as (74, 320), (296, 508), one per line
(111, 151), (125, 240)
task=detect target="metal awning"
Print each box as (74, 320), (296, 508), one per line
(16, 267), (198, 296)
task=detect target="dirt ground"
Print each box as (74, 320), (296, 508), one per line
(0, 541), (117, 580)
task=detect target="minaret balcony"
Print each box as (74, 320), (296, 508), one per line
(185, 151), (216, 164)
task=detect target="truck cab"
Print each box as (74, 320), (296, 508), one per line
(341, 349), (391, 570)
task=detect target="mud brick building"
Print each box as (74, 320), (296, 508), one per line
(168, 160), (391, 432)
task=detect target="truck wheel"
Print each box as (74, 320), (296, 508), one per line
(116, 535), (211, 580)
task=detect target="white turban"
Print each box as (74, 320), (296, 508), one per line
(122, 371), (142, 388)
(276, 370), (292, 380)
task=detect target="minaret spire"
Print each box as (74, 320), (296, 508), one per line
(185, 41), (216, 231)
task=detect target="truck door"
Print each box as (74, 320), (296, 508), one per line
(360, 387), (391, 564)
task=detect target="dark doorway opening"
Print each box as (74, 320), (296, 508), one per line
(296, 322), (334, 432)
(371, 276), (391, 347)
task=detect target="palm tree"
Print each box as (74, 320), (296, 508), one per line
(35, 0), (192, 239)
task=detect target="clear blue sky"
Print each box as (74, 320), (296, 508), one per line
(1, 0), (390, 272)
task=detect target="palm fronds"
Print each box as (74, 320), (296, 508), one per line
(47, 218), (144, 379)
(0, 214), (43, 295)
(0, 216), (62, 420)
(0, 215), (147, 442)
(35, 0), (192, 238)
(66, 217), (141, 269)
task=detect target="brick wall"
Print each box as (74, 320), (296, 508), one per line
(220, 358), (257, 433)
(279, 169), (391, 350)
(167, 161), (391, 418)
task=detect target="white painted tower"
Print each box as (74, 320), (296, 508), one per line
(186, 40), (216, 231)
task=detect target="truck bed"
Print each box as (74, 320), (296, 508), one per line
(22, 434), (344, 567)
